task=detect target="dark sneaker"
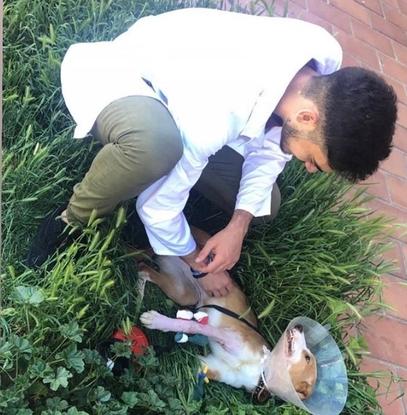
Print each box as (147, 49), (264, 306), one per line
(26, 206), (78, 268)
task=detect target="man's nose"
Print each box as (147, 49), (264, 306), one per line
(304, 161), (318, 173)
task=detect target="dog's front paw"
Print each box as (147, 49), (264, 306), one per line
(140, 310), (161, 329)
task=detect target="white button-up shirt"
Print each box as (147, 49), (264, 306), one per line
(61, 8), (342, 256)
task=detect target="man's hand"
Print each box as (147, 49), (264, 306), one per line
(181, 250), (233, 297)
(181, 248), (206, 272)
(197, 270), (233, 297)
(195, 209), (253, 273)
(194, 228), (242, 273)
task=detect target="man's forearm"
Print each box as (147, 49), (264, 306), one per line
(227, 209), (253, 237)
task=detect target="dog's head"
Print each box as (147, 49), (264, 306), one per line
(259, 324), (317, 404)
(285, 324), (317, 400)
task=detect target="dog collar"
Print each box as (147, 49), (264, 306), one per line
(252, 372), (271, 404)
(189, 254), (214, 279)
(252, 349), (272, 403)
(190, 267), (208, 279)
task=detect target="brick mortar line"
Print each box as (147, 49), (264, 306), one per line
(393, 143), (407, 153)
(386, 235), (407, 246)
(385, 247), (407, 272)
(363, 355), (407, 375)
(386, 199), (407, 212)
(376, 62), (407, 86)
(364, 352), (407, 371)
(351, 18), (397, 59)
(366, 188), (390, 200)
(384, 178), (407, 211)
(366, 193), (391, 204)
(375, 48), (382, 72)
(368, 198), (407, 213)
(379, 165), (407, 181)
(390, 38), (407, 66)
(364, 180), (390, 201)
(349, 10), (356, 36)
(382, 273), (407, 282)
(383, 53), (407, 70)
(394, 146), (407, 156)
(387, 270), (407, 279)
(378, 1), (384, 17)
(371, 309), (407, 325)
(328, 2), (372, 29)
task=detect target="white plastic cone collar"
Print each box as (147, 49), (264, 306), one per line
(263, 316), (348, 415)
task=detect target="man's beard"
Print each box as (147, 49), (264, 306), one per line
(280, 120), (299, 154)
(280, 120), (317, 154)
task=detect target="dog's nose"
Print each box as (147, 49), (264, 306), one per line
(294, 324), (303, 333)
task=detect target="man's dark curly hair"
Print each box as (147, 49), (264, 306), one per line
(305, 67), (398, 182)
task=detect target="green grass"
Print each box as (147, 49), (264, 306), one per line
(1, 0), (402, 413)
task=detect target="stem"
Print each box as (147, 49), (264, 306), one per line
(47, 358), (64, 365)
(69, 372), (98, 393)
(48, 339), (67, 358)
(24, 307), (30, 332)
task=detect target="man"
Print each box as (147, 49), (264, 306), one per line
(27, 8), (397, 297)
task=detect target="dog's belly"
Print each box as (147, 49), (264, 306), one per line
(204, 341), (263, 390)
(224, 366), (262, 391)
(202, 308), (264, 391)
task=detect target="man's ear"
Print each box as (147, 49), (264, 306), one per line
(295, 109), (319, 128)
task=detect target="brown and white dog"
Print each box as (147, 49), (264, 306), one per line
(138, 228), (317, 402)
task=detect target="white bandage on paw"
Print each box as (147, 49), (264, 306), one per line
(176, 309), (194, 320)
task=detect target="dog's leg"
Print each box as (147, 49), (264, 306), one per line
(137, 268), (152, 300)
(140, 310), (241, 353)
(138, 262), (199, 306)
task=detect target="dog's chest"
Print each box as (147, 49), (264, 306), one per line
(219, 359), (262, 390)
(205, 309), (264, 391)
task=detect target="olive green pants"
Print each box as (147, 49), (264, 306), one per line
(66, 96), (183, 223)
(66, 96), (280, 224)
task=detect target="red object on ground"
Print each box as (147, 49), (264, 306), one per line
(112, 326), (149, 356)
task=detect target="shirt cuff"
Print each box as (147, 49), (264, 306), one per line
(235, 193), (272, 218)
(143, 226), (197, 256)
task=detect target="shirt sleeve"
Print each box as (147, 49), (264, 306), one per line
(135, 148), (204, 256)
(235, 128), (292, 217)
(136, 107), (232, 256)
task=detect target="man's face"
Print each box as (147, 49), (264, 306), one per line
(280, 120), (332, 174)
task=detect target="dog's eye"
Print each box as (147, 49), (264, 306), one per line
(305, 354), (311, 363)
